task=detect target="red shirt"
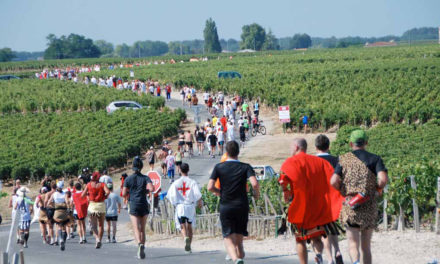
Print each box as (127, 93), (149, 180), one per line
(87, 182), (106, 202)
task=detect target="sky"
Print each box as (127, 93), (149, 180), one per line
(1, 0), (439, 51)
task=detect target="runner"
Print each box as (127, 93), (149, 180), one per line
(37, 187), (49, 244)
(47, 181), (70, 251)
(185, 130), (194, 157)
(120, 173), (128, 209)
(330, 130), (388, 264)
(315, 134), (345, 264)
(175, 150), (183, 176)
(122, 156), (154, 259)
(105, 183), (121, 243)
(279, 138), (338, 264)
(146, 146), (157, 171)
(196, 127), (206, 156)
(178, 131), (186, 156)
(239, 123), (246, 148)
(72, 182), (89, 244)
(208, 141), (260, 264)
(254, 100), (259, 117)
(159, 143), (169, 178)
(82, 172), (110, 249)
(217, 128), (225, 155)
(203, 92), (210, 109)
(15, 187), (33, 248)
(166, 163), (202, 253)
(207, 131), (218, 158)
(45, 181), (57, 245)
(166, 150), (176, 183)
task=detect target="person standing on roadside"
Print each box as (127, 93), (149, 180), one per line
(166, 163), (202, 253)
(331, 130), (388, 264)
(122, 156), (154, 259)
(146, 146), (157, 171)
(208, 141), (260, 264)
(302, 115), (309, 134)
(315, 134), (345, 264)
(279, 138), (338, 264)
(166, 84), (172, 101)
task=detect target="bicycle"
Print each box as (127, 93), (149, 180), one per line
(251, 121), (266, 136)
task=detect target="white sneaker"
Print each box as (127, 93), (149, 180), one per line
(225, 254), (232, 261)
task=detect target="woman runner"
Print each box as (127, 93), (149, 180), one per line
(47, 181), (70, 251)
(37, 187), (49, 244)
(82, 172), (110, 249)
(72, 182), (89, 244)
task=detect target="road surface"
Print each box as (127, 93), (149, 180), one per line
(0, 96), (298, 264)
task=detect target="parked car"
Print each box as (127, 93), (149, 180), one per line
(0, 75), (20, 80)
(106, 101), (143, 113)
(252, 165), (279, 181)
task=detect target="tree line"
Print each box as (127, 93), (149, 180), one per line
(0, 24), (438, 61)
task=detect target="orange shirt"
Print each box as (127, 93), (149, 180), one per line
(279, 152), (343, 229)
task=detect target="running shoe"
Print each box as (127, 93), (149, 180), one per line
(112, 237), (117, 243)
(60, 241), (65, 251)
(235, 259), (244, 264)
(225, 255), (232, 261)
(83, 238), (87, 244)
(23, 242), (28, 248)
(79, 240), (84, 244)
(184, 237), (191, 252)
(137, 244), (146, 259)
(70, 233), (75, 239)
(96, 241), (102, 249)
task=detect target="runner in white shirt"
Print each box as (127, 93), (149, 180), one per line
(166, 163), (202, 253)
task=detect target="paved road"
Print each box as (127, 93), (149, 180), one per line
(0, 96), (299, 263)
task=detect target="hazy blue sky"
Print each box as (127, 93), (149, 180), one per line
(1, 0), (439, 51)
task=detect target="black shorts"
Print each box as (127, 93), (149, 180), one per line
(204, 100), (208, 104)
(178, 216), (192, 224)
(176, 161), (182, 166)
(129, 202), (150, 217)
(219, 101), (224, 105)
(185, 142), (193, 147)
(106, 216), (118, 222)
(240, 135), (246, 142)
(46, 208), (55, 221)
(178, 141), (185, 146)
(73, 214), (85, 221)
(219, 204), (249, 238)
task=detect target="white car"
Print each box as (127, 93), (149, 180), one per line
(252, 165), (279, 181)
(106, 101), (143, 113)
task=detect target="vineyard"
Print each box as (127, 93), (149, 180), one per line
(85, 45), (440, 128)
(0, 79), (164, 113)
(0, 108), (185, 181)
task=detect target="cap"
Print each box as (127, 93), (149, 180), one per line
(150, 146), (154, 150)
(350, 130), (368, 144)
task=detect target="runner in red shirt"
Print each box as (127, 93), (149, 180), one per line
(72, 183), (89, 244)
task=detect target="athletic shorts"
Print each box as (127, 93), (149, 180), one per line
(176, 161), (182, 166)
(219, 204), (249, 238)
(197, 139), (205, 143)
(129, 202), (149, 217)
(178, 216), (192, 224)
(168, 169), (175, 178)
(219, 101), (224, 106)
(240, 135), (246, 142)
(106, 216), (118, 222)
(204, 100), (208, 104)
(185, 142), (193, 147)
(161, 162), (167, 169)
(178, 141), (185, 146)
(46, 208), (55, 222)
(19, 220), (31, 230)
(219, 141), (224, 146)
(73, 214), (85, 221)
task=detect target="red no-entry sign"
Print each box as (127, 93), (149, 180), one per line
(147, 171), (162, 194)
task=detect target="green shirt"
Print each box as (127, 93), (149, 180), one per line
(242, 103), (249, 112)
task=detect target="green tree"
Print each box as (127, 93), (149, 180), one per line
(240, 23), (266, 51)
(115, 43), (130, 57)
(262, 29), (279, 50)
(129, 41), (168, 58)
(94, 40), (114, 56)
(44, 34), (101, 59)
(0, 48), (15, 62)
(289, 33), (312, 49)
(203, 18), (222, 53)
(168, 41), (191, 55)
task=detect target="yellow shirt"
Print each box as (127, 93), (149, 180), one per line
(212, 117), (218, 127)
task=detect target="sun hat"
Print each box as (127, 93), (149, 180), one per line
(56, 181), (64, 189)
